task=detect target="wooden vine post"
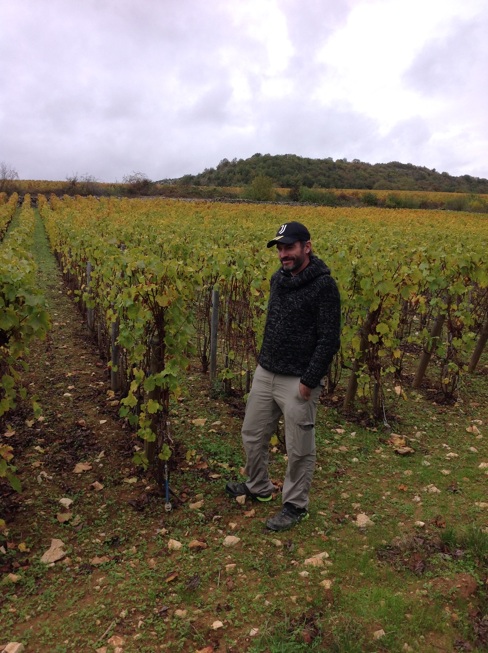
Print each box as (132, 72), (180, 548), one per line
(110, 318), (121, 392)
(86, 261), (94, 331)
(210, 288), (219, 382)
(144, 335), (163, 466)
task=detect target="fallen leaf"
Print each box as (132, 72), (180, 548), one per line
(304, 551), (329, 567)
(107, 635), (125, 647)
(388, 434), (406, 447)
(59, 498), (73, 508)
(212, 620), (224, 630)
(186, 573), (201, 590)
(168, 539), (183, 551)
(6, 573), (21, 583)
(3, 429), (15, 438)
(395, 446), (415, 456)
(73, 462), (92, 474)
(57, 512), (73, 523)
(189, 540), (207, 550)
(165, 571), (179, 583)
(41, 538), (66, 564)
(90, 481), (104, 491)
(356, 513), (374, 528)
(192, 418), (207, 427)
(91, 555), (110, 565)
(189, 500), (204, 510)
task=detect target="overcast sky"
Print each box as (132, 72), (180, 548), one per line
(1, 0), (487, 182)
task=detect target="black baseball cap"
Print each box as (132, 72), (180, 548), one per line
(267, 221), (311, 248)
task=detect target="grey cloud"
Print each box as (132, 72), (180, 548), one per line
(259, 100), (378, 159)
(404, 14), (488, 95)
(181, 83), (235, 125)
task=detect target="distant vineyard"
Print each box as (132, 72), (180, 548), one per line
(38, 196), (488, 445)
(8, 179), (488, 213)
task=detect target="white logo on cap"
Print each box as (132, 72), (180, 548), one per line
(278, 224), (286, 234)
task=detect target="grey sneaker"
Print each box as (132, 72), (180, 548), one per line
(225, 481), (273, 502)
(266, 503), (309, 531)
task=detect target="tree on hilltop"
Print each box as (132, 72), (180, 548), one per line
(0, 162), (19, 193)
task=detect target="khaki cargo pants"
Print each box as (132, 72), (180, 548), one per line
(241, 365), (322, 510)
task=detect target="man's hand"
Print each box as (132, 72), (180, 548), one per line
(299, 382), (312, 400)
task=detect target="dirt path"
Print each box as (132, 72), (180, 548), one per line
(4, 210), (137, 503)
(1, 214), (151, 633)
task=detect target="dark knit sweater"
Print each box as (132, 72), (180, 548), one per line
(258, 254), (341, 388)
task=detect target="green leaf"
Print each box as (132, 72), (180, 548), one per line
(147, 399), (160, 414)
(158, 443), (172, 461)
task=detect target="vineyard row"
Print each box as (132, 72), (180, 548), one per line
(35, 195), (487, 461)
(0, 195), (50, 489)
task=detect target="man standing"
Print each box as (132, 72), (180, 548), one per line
(226, 221), (341, 531)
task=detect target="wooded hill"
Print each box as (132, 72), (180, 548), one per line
(163, 153), (488, 194)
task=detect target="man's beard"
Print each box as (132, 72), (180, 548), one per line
(281, 253), (305, 273)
